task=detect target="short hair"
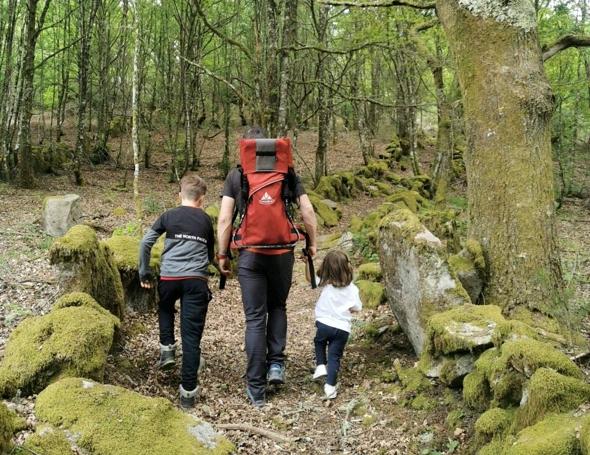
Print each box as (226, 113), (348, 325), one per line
(180, 174), (207, 201)
(243, 126), (267, 139)
(317, 250), (353, 288)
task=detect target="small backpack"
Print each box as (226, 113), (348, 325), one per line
(231, 138), (304, 249)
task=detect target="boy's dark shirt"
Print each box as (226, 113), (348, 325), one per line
(139, 206), (214, 281)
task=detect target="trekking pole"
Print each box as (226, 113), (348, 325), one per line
(302, 232), (317, 289)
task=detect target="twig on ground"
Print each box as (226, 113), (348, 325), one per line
(217, 423), (296, 444)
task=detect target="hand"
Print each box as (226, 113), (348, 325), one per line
(219, 257), (232, 277)
(141, 280), (153, 289)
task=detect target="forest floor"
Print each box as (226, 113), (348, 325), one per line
(1, 129), (589, 454)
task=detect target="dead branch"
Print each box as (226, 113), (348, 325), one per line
(217, 423), (296, 444)
(543, 35), (590, 61)
(319, 0), (435, 10)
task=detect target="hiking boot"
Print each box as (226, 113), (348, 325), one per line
(179, 384), (199, 410)
(246, 387), (266, 409)
(159, 343), (176, 370)
(324, 384), (337, 400)
(267, 363), (285, 385)
(313, 364), (327, 381)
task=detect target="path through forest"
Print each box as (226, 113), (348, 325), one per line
(1, 131), (589, 454)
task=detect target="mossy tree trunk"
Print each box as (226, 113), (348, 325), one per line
(437, 0), (563, 313)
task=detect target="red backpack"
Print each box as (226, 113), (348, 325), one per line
(231, 138), (304, 249)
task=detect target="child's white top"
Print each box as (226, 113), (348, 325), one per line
(315, 277), (362, 333)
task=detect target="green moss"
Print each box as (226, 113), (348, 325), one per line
(387, 190), (426, 213)
(515, 368), (590, 429)
(393, 359), (432, 394)
(308, 193), (339, 227)
(36, 378), (234, 455)
(463, 370), (491, 411)
(448, 254), (474, 274)
(103, 235), (163, 272)
(50, 225), (125, 319)
(479, 438), (508, 455)
(581, 416), (590, 454)
(410, 394), (438, 411)
(464, 239), (485, 270)
(362, 414), (377, 427)
(320, 232), (342, 250)
(475, 408), (515, 445)
(356, 262), (382, 281)
(445, 409), (464, 430)
(0, 402), (15, 453)
(492, 320), (538, 346)
(496, 338), (583, 380)
(22, 426), (73, 454)
(355, 279), (386, 309)
(112, 207), (127, 217)
(425, 305), (505, 356)
(506, 414), (582, 455)
(0, 301), (119, 397)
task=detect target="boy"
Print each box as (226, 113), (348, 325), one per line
(139, 174), (214, 409)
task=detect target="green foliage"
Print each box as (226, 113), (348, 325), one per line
(143, 195), (164, 215)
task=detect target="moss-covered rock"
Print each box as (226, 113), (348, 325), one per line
(475, 407), (515, 446)
(357, 262), (382, 281)
(393, 359), (432, 394)
(102, 234), (163, 312)
(387, 190), (427, 213)
(400, 174), (432, 198)
(308, 193), (340, 227)
(463, 369), (491, 411)
(581, 416), (590, 454)
(21, 426), (74, 454)
(0, 294), (120, 397)
(0, 402), (15, 454)
(32, 143), (71, 175)
(36, 378), (234, 455)
(425, 305), (505, 356)
(355, 279), (386, 309)
(50, 225), (125, 319)
(379, 207), (471, 355)
(506, 413), (582, 455)
(516, 367), (590, 429)
(448, 240), (486, 304)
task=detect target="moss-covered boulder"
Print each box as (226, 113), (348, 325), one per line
(308, 193), (340, 227)
(475, 407), (515, 447)
(378, 207), (470, 355)
(387, 190), (427, 213)
(1, 402), (15, 454)
(36, 378), (234, 455)
(103, 234), (163, 312)
(516, 367), (590, 429)
(506, 413), (583, 455)
(357, 262), (382, 281)
(50, 225), (125, 319)
(400, 174), (432, 198)
(355, 279), (386, 309)
(20, 426), (74, 455)
(0, 293), (120, 398)
(448, 239), (486, 304)
(32, 143), (71, 175)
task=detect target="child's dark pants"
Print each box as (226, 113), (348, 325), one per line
(314, 321), (349, 386)
(158, 278), (211, 391)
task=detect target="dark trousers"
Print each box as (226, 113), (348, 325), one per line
(314, 321), (349, 386)
(158, 278), (211, 391)
(238, 250), (294, 399)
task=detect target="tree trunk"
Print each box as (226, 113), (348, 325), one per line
(0, 0), (17, 180)
(314, 4), (330, 183)
(131, 0), (141, 220)
(277, 0), (298, 137)
(437, 0), (562, 314)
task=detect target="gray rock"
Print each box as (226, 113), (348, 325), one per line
(379, 208), (470, 355)
(42, 194), (82, 237)
(338, 231), (354, 251)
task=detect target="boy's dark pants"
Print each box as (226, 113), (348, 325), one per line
(314, 321), (349, 386)
(158, 278), (211, 391)
(238, 250), (294, 399)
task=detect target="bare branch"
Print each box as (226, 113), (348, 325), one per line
(543, 35), (590, 61)
(193, 2), (253, 61)
(282, 40), (389, 54)
(35, 38), (82, 70)
(318, 0), (435, 10)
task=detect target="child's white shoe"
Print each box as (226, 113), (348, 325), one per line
(313, 364), (327, 380)
(324, 384), (337, 399)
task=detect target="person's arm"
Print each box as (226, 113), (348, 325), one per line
(139, 215), (165, 288)
(217, 195), (235, 276)
(298, 194), (318, 257)
(350, 284), (363, 313)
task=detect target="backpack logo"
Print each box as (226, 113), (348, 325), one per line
(260, 192), (274, 205)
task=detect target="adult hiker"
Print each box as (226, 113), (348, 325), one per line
(217, 127), (318, 407)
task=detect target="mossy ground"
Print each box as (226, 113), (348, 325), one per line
(355, 279), (386, 309)
(36, 378), (233, 455)
(0, 294), (119, 397)
(0, 402), (15, 454)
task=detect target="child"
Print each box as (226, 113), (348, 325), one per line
(139, 173), (214, 409)
(305, 250), (362, 399)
